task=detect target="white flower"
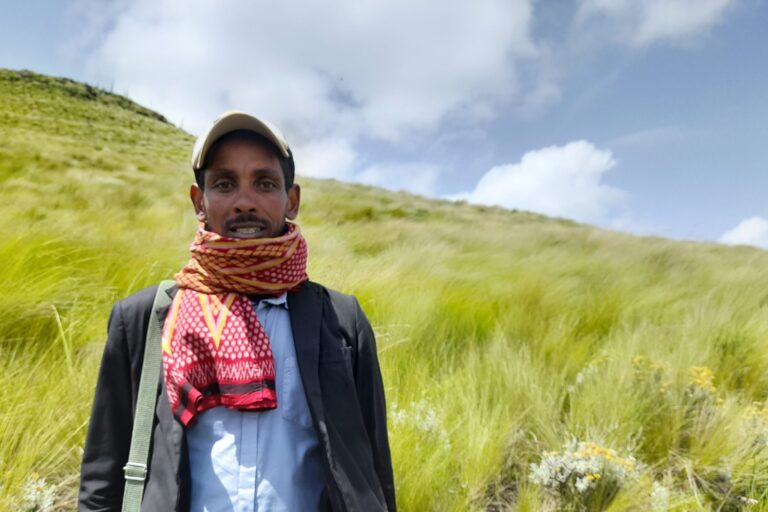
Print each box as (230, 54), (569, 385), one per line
(575, 476), (592, 493)
(529, 462), (553, 487)
(739, 496), (759, 507)
(650, 481), (671, 511)
(392, 399), (439, 433)
(528, 438), (639, 502)
(21, 475), (55, 511)
(391, 398), (450, 450)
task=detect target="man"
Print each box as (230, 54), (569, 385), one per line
(79, 111), (396, 511)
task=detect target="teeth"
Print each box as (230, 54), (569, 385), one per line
(234, 227), (260, 234)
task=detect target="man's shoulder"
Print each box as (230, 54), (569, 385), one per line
(301, 281), (374, 344)
(115, 280), (363, 323)
(117, 282), (355, 311)
(114, 284), (162, 314)
(304, 280), (360, 318)
(326, 285), (359, 314)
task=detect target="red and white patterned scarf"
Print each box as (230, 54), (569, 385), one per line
(161, 222), (308, 426)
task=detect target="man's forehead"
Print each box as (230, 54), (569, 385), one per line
(205, 136), (282, 166)
(205, 166), (282, 175)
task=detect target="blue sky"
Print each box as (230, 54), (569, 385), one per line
(3, 0), (767, 246)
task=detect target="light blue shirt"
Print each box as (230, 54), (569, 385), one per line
(186, 293), (325, 512)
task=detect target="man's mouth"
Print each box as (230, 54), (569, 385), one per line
(227, 221), (268, 238)
(232, 227), (262, 235)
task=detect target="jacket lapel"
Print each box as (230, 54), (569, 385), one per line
(287, 282), (327, 431)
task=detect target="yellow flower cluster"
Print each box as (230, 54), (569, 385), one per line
(575, 442), (636, 471)
(658, 379), (673, 394)
(633, 359), (723, 400)
(747, 402), (768, 419)
(689, 366), (717, 394)
(632, 356), (672, 394)
(631, 355), (648, 370)
(632, 356), (668, 372)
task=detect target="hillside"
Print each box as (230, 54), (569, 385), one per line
(2, 69), (768, 511)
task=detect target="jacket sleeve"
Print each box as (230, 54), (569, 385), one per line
(79, 301), (134, 512)
(351, 298), (397, 512)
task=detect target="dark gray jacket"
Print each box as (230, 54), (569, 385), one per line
(79, 281), (396, 511)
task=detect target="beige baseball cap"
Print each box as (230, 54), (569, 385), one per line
(191, 110), (291, 170)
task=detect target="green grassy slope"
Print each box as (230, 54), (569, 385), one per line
(2, 68), (768, 511)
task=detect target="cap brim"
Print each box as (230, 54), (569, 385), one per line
(191, 111), (290, 170)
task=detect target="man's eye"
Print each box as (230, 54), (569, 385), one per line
(259, 181), (277, 190)
(213, 181), (233, 191)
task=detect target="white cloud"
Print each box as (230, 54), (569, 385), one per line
(72, 0), (737, 203)
(608, 125), (691, 149)
(82, 0), (541, 142)
(516, 82), (562, 116)
(356, 163), (440, 197)
(719, 217), (768, 249)
(65, 0), (134, 56)
(457, 140), (624, 224)
(295, 138), (357, 181)
(575, 0), (734, 46)
(294, 139), (440, 195)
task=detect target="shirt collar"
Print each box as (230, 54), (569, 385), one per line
(253, 292), (289, 309)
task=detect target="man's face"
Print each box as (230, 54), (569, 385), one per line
(190, 137), (300, 239)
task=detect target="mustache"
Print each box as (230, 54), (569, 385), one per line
(224, 214), (269, 229)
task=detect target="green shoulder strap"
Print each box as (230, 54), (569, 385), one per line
(121, 280), (176, 512)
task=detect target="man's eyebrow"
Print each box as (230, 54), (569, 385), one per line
(250, 168), (282, 176)
(206, 167), (237, 177)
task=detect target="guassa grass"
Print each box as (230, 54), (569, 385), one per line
(3, 69), (768, 510)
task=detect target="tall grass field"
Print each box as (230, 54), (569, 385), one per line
(2, 69), (768, 511)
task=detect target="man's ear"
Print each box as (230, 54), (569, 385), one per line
(285, 183), (301, 220)
(190, 184), (206, 223)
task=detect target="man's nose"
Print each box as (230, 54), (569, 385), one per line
(232, 189), (259, 213)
